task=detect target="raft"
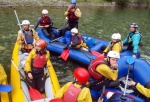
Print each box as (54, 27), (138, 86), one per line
(0, 64), (10, 102)
(10, 43), (60, 102)
(37, 28), (140, 65)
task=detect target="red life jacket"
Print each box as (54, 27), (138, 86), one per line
(33, 54), (46, 68)
(68, 9), (79, 21)
(63, 83), (82, 102)
(88, 57), (107, 80)
(72, 34), (82, 45)
(39, 16), (51, 26)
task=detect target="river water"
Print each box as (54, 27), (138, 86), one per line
(0, 6), (150, 86)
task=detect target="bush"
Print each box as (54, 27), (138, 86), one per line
(114, 0), (129, 5)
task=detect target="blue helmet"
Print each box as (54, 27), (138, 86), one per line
(71, 0), (76, 4)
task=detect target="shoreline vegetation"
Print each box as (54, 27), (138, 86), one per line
(0, 0), (150, 8)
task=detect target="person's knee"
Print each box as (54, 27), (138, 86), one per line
(39, 87), (45, 94)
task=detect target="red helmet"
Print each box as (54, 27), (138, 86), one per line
(35, 39), (47, 49)
(73, 67), (89, 84)
(49, 98), (64, 102)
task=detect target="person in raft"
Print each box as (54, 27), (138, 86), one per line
(17, 20), (39, 53)
(55, 67), (92, 102)
(34, 9), (55, 40)
(24, 39), (50, 93)
(103, 33), (122, 56)
(123, 23), (142, 58)
(88, 51), (120, 90)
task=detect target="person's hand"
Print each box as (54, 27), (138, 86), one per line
(56, 29), (60, 33)
(98, 97), (103, 102)
(130, 80), (136, 86)
(28, 73), (33, 79)
(21, 34), (25, 41)
(45, 25), (49, 28)
(111, 64), (118, 69)
(67, 4), (73, 11)
(132, 54), (136, 58)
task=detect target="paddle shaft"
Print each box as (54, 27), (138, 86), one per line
(50, 36), (63, 43)
(123, 65), (130, 96)
(14, 8), (30, 52)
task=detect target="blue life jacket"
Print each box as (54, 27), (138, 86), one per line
(22, 29), (34, 44)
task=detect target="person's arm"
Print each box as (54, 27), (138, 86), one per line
(96, 64), (118, 81)
(112, 43), (122, 54)
(135, 83), (150, 98)
(34, 17), (41, 30)
(17, 30), (25, 45)
(25, 50), (35, 73)
(132, 34), (141, 54)
(55, 82), (72, 98)
(32, 29), (39, 41)
(103, 45), (110, 53)
(0, 64), (7, 84)
(84, 88), (93, 102)
(123, 34), (129, 44)
(48, 16), (53, 27)
(74, 8), (81, 18)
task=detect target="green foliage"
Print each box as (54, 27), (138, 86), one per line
(114, 0), (129, 5)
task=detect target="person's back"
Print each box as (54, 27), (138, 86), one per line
(0, 64), (7, 84)
(55, 68), (92, 102)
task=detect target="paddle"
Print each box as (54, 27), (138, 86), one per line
(99, 85), (105, 99)
(121, 56), (135, 100)
(11, 59), (43, 100)
(90, 50), (104, 57)
(14, 8), (30, 53)
(50, 36), (63, 43)
(0, 84), (13, 92)
(60, 49), (70, 61)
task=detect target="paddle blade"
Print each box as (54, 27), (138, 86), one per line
(0, 84), (13, 92)
(127, 56), (135, 65)
(29, 86), (43, 100)
(90, 50), (104, 57)
(60, 49), (69, 61)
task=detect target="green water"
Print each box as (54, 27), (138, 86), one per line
(0, 7), (150, 85)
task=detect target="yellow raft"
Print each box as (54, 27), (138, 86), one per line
(0, 64), (10, 102)
(10, 43), (60, 102)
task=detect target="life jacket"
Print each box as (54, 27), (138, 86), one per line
(108, 41), (123, 52)
(72, 34), (82, 45)
(22, 29), (33, 44)
(39, 16), (51, 26)
(68, 9), (79, 22)
(63, 83), (82, 102)
(33, 54), (46, 68)
(88, 57), (107, 80)
(128, 31), (143, 47)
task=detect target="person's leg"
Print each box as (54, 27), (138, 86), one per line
(26, 75), (36, 89)
(36, 73), (46, 93)
(145, 82), (150, 102)
(42, 28), (49, 36)
(108, 80), (120, 88)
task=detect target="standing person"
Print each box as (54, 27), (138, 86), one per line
(55, 67), (92, 102)
(66, 28), (88, 50)
(17, 20), (39, 53)
(130, 80), (150, 101)
(88, 51), (120, 90)
(34, 9), (55, 40)
(103, 33), (122, 55)
(64, 0), (81, 30)
(123, 23), (142, 58)
(25, 39), (50, 93)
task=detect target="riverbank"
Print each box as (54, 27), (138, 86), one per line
(0, 0), (150, 8)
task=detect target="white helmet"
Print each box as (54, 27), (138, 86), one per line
(107, 51), (120, 59)
(22, 20), (30, 25)
(111, 33), (121, 40)
(42, 9), (48, 14)
(71, 28), (78, 33)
